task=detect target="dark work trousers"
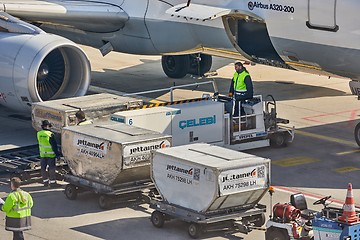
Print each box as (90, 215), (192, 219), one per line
(233, 99), (246, 117)
(40, 157), (56, 182)
(233, 92), (249, 117)
(13, 231), (24, 240)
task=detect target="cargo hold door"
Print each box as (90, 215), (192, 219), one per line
(307, 0), (338, 32)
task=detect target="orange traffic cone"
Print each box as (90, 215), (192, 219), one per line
(338, 183), (359, 224)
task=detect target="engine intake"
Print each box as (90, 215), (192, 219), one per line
(0, 32), (91, 112)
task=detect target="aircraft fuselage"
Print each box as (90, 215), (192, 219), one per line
(241, 0), (360, 79)
(46, 0), (360, 80)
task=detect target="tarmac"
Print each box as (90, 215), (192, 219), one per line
(0, 45), (360, 239)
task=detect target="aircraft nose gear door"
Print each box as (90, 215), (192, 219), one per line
(306, 0), (338, 32)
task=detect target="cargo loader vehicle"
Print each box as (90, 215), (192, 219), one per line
(111, 94), (294, 151)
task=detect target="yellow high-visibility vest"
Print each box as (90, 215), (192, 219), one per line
(78, 120), (93, 125)
(37, 130), (55, 158)
(233, 71), (250, 91)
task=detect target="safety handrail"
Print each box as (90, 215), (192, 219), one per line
(122, 80), (218, 102)
(232, 95), (263, 132)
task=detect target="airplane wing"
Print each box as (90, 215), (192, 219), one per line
(0, 11), (44, 34)
(0, 0), (128, 32)
(166, 3), (262, 21)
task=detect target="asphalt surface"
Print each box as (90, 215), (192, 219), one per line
(0, 45), (360, 239)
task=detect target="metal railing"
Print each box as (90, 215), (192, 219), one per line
(122, 80), (218, 102)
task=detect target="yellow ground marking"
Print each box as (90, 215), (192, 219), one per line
(149, 99), (165, 103)
(335, 149), (360, 156)
(296, 130), (358, 148)
(272, 157), (319, 167)
(335, 167), (360, 173)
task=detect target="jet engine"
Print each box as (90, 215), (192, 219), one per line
(0, 32), (91, 112)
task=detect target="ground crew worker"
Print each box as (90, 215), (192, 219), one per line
(75, 110), (93, 125)
(37, 120), (61, 188)
(229, 61), (254, 117)
(1, 177), (33, 240)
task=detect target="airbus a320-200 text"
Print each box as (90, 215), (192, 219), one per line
(248, 1), (295, 13)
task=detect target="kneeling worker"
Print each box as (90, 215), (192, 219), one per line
(75, 110), (93, 125)
(229, 61), (254, 117)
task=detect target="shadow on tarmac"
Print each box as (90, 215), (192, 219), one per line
(1, 120), (358, 239)
(0, 179), (149, 219)
(72, 217), (247, 240)
(246, 119), (360, 190)
(90, 68), (346, 102)
(253, 80), (347, 101)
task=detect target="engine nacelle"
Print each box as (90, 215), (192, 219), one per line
(0, 32), (91, 112)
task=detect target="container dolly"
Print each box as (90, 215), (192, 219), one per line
(64, 174), (155, 209)
(149, 197), (267, 239)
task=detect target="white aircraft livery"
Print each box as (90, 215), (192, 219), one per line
(0, 0), (360, 112)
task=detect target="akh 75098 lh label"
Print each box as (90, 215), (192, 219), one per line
(219, 165), (267, 196)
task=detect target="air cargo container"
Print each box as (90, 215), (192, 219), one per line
(62, 122), (171, 185)
(32, 93), (143, 133)
(62, 122), (171, 208)
(151, 143), (270, 212)
(149, 143), (269, 238)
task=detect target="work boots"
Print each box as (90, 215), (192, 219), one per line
(43, 179), (49, 187)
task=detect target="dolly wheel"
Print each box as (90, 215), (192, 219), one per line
(98, 195), (111, 209)
(151, 211), (165, 228)
(188, 223), (202, 239)
(253, 213), (266, 227)
(270, 132), (287, 148)
(65, 184), (77, 200)
(355, 122), (360, 147)
(17, 172), (31, 182)
(266, 229), (290, 240)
